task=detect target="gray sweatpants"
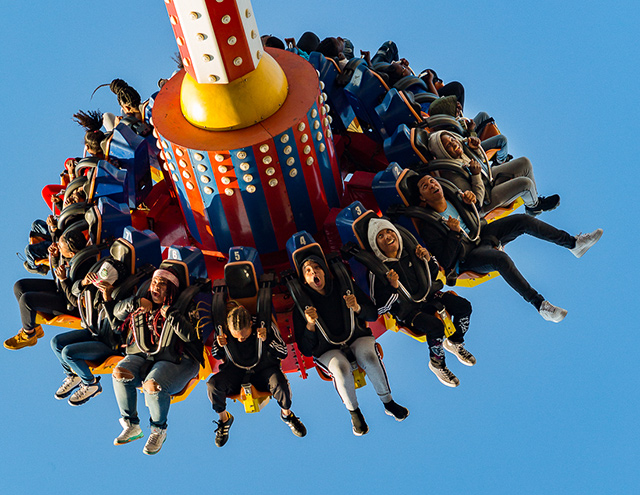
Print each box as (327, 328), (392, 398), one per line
(315, 336), (392, 411)
(484, 156), (539, 212)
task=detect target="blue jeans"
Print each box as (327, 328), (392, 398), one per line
(25, 220), (52, 269)
(50, 329), (115, 384)
(112, 355), (199, 428)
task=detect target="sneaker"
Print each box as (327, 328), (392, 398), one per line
(68, 376), (102, 406)
(538, 300), (567, 323)
(443, 339), (477, 366)
(4, 326), (44, 350)
(214, 413), (234, 448)
(113, 418), (144, 446)
(570, 229), (603, 258)
(281, 412), (307, 437)
(143, 426), (167, 455)
(383, 400), (409, 421)
(428, 360), (460, 387)
(23, 261), (49, 275)
(54, 374), (82, 400)
(525, 194), (560, 216)
(349, 408), (369, 436)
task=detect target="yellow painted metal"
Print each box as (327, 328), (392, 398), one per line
(180, 53), (288, 131)
(232, 384), (271, 413)
(352, 368), (367, 389)
(383, 313), (427, 343)
(35, 313), (82, 330)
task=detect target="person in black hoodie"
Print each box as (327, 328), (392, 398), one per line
(367, 218), (474, 388)
(111, 267), (203, 455)
(292, 254), (408, 436)
(208, 303), (306, 447)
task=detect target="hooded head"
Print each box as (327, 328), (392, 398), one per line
(300, 254), (332, 294)
(367, 218), (403, 261)
(427, 130), (469, 164)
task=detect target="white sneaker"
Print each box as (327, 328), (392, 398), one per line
(54, 375), (82, 400)
(428, 360), (460, 387)
(68, 377), (102, 406)
(538, 300), (567, 323)
(570, 229), (603, 258)
(113, 418), (144, 446)
(443, 339), (476, 366)
(143, 426), (167, 455)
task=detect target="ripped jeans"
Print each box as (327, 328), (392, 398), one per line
(112, 354), (199, 429)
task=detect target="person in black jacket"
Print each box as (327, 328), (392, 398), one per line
(111, 267), (203, 455)
(292, 254), (408, 436)
(367, 218), (473, 388)
(208, 303), (306, 447)
(413, 174), (603, 322)
(6, 230), (90, 350)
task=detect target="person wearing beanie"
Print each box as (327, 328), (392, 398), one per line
(292, 251), (409, 436)
(366, 218), (474, 388)
(426, 130), (560, 216)
(413, 174), (603, 323)
(110, 267), (204, 455)
(6, 230), (92, 351)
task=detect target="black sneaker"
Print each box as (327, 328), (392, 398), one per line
(349, 408), (369, 436)
(23, 261), (49, 275)
(525, 194), (560, 216)
(214, 413), (234, 447)
(281, 412), (307, 437)
(383, 400), (409, 421)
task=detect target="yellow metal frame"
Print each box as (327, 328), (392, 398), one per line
(180, 53), (288, 131)
(231, 384), (271, 413)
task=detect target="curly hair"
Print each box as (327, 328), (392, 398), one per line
(72, 109), (105, 155)
(110, 78), (141, 110)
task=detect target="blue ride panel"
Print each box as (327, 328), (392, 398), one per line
(96, 197), (132, 243)
(108, 122), (152, 207)
(166, 245), (208, 282)
(92, 160), (127, 205)
(122, 226), (162, 269)
(375, 89), (420, 139)
(344, 64), (389, 142)
(383, 124), (423, 168)
(308, 52), (356, 132)
(335, 201), (371, 292)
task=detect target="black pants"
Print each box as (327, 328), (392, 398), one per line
(398, 291), (472, 360)
(14, 278), (69, 331)
(207, 365), (292, 414)
(459, 214), (576, 308)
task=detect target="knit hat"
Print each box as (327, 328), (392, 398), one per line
(427, 95), (458, 117)
(63, 230), (87, 254)
(367, 218), (403, 261)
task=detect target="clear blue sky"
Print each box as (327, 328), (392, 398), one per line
(0, 1), (638, 494)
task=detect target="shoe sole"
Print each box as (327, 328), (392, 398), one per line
(540, 309), (567, 323)
(442, 341), (476, 367)
(68, 388), (102, 406)
(352, 427), (369, 436)
(143, 441), (165, 455)
(114, 432), (144, 446)
(384, 409), (409, 422)
(428, 362), (460, 388)
(571, 229), (603, 258)
(55, 385), (81, 400)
